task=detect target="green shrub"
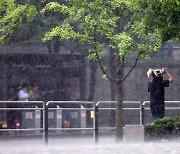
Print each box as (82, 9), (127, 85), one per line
(145, 116), (180, 139)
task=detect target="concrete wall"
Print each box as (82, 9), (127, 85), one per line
(90, 43), (180, 103)
(0, 42), (180, 126)
(0, 42), (179, 103)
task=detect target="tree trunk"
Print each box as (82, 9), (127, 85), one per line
(109, 48), (116, 101)
(115, 80), (124, 141)
(87, 60), (97, 101)
(46, 42), (52, 54)
(53, 37), (60, 53)
(109, 48), (116, 127)
(115, 54), (124, 141)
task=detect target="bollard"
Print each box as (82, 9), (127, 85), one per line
(80, 105), (86, 133)
(35, 106), (41, 134)
(56, 105), (62, 133)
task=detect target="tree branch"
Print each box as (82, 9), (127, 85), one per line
(121, 51), (142, 82)
(93, 25), (116, 83)
(94, 48), (116, 82)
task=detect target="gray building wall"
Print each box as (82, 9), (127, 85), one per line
(0, 42), (179, 126)
(0, 42), (179, 103)
(88, 43), (180, 126)
(91, 43), (180, 103)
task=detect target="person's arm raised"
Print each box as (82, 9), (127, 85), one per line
(147, 69), (153, 81)
(162, 68), (174, 83)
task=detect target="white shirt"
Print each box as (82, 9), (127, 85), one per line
(18, 89), (29, 101)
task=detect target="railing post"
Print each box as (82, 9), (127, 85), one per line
(95, 104), (99, 143)
(44, 102), (49, 145)
(56, 105), (62, 133)
(141, 102), (145, 125)
(35, 106), (41, 134)
(80, 105), (86, 133)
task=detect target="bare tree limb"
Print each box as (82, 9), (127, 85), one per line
(121, 51), (142, 82)
(93, 25), (116, 83)
(94, 49), (117, 83)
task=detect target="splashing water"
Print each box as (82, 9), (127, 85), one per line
(1, 137), (180, 154)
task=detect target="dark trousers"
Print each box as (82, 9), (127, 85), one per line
(150, 104), (165, 120)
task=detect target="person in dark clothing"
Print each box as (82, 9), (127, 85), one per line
(6, 85), (18, 129)
(147, 67), (174, 120)
(55, 84), (71, 129)
(43, 86), (56, 102)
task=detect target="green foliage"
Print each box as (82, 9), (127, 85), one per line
(42, 0), (162, 61)
(0, 0), (67, 44)
(129, 0), (180, 42)
(102, 74), (108, 80)
(87, 47), (105, 60)
(0, 0), (37, 43)
(145, 116), (180, 138)
(41, 2), (69, 14)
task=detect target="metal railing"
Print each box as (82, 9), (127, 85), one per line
(0, 101), (45, 139)
(141, 101), (180, 125)
(1, 100), (180, 144)
(95, 101), (142, 142)
(44, 101), (95, 144)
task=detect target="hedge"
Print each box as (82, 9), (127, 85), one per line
(145, 116), (180, 139)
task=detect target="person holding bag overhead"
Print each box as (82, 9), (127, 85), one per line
(147, 67), (174, 120)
